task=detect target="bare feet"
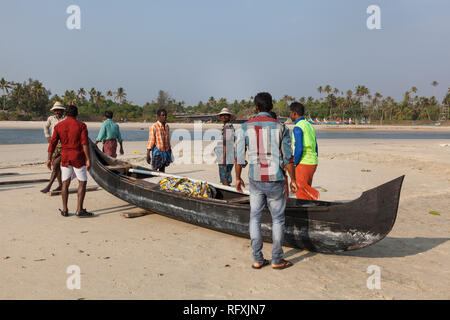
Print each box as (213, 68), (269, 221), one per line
(40, 187), (50, 193)
(52, 185), (62, 192)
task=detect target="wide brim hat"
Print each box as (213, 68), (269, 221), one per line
(50, 101), (65, 111)
(216, 107), (235, 120)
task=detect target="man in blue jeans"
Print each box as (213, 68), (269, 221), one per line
(235, 92), (298, 270)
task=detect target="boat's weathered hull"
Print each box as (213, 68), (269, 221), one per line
(89, 141), (404, 253)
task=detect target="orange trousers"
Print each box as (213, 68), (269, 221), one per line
(295, 164), (319, 200)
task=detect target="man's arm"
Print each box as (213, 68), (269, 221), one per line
(116, 124), (124, 154)
(282, 126), (298, 193)
(146, 125), (155, 164)
(235, 126), (246, 192)
(293, 126), (303, 165)
(47, 127), (59, 170)
(44, 117), (52, 143)
(80, 124), (91, 169)
(96, 122), (106, 144)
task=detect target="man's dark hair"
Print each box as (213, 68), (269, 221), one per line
(254, 92), (273, 112)
(290, 102), (305, 116)
(104, 110), (113, 119)
(66, 105), (78, 117)
(157, 108), (167, 116)
(269, 111), (278, 120)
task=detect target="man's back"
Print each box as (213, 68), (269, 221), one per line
(52, 117), (89, 167)
(236, 112), (292, 182)
(98, 118), (122, 142)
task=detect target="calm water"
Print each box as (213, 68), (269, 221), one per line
(0, 128), (449, 145)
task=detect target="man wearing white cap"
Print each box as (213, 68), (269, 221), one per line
(41, 101), (66, 193)
(214, 107), (236, 186)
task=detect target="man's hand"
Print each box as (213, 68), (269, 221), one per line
(86, 159), (91, 171)
(46, 159), (52, 171)
(46, 137), (51, 143)
(146, 151), (151, 165)
(290, 181), (298, 193)
(236, 178), (246, 193)
(120, 147), (124, 155)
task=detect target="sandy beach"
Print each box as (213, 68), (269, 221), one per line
(0, 135), (449, 299)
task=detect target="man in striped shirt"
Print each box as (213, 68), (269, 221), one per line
(146, 109), (173, 172)
(235, 92), (298, 270)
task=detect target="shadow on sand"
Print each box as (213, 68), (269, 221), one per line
(282, 237), (449, 260)
(333, 237), (450, 258)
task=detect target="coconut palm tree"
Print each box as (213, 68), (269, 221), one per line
(88, 88), (96, 103)
(106, 90), (113, 100)
(0, 77), (12, 111)
(115, 87), (126, 104)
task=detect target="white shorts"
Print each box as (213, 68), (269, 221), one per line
(61, 165), (88, 182)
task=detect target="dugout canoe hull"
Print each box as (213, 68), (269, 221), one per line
(88, 141), (404, 253)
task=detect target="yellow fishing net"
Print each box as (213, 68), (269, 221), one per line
(159, 177), (213, 198)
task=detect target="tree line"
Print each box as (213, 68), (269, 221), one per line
(1, 77), (449, 123)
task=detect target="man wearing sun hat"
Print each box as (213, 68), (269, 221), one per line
(214, 107), (236, 186)
(41, 101), (66, 193)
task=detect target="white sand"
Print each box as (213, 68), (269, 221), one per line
(0, 138), (449, 299)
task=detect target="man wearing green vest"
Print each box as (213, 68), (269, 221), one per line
(289, 102), (320, 200)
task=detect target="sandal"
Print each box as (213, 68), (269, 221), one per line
(59, 209), (69, 217)
(76, 209), (93, 217)
(272, 259), (293, 270)
(252, 259), (270, 269)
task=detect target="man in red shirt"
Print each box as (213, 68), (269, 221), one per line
(48, 105), (92, 217)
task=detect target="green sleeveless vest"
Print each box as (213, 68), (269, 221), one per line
(292, 119), (318, 165)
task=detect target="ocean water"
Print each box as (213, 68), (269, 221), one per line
(0, 128), (449, 145)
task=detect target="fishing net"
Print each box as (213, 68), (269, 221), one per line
(159, 177), (215, 198)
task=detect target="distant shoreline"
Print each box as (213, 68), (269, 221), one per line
(1, 120), (450, 132)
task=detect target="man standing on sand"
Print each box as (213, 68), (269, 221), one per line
(214, 107), (235, 186)
(289, 102), (319, 200)
(41, 101), (66, 193)
(48, 105), (92, 217)
(235, 92), (298, 270)
(95, 110), (124, 158)
(146, 109), (173, 172)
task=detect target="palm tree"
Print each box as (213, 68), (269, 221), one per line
(317, 86), (323, 101)
(0, 77), (12, 111)
(115, 87), (126, 104)
(94, 91), (105, 107)
(88, 88), (96, 103)
(106, 90), (113, 100)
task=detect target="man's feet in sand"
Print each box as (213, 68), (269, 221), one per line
(40, 187), (50, 193)
(52, 185), (62, 192)
(272, 259), (293, 270)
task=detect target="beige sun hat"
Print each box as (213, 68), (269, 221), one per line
(216, 107), (235, 119)
(50, 101), (65, 111)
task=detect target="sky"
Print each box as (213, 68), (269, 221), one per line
(0, 0), (449, 106)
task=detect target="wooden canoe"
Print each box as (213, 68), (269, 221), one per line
(88, 140), (404, 253)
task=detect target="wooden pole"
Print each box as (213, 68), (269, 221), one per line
(0, 179), (49, 186)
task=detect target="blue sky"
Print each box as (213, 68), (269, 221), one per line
(1, 0), (449, 105)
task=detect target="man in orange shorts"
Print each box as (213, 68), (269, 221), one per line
(289, 102), (319, 200)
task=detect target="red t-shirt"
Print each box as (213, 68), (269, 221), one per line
(48, 116), (89, 168)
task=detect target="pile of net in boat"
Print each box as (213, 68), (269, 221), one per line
(159, 177), (215, 198)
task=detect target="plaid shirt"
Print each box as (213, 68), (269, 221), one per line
(214, 123), (235, 165)
(236, 112), (293, 182)
(147, 121), (171, 152)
